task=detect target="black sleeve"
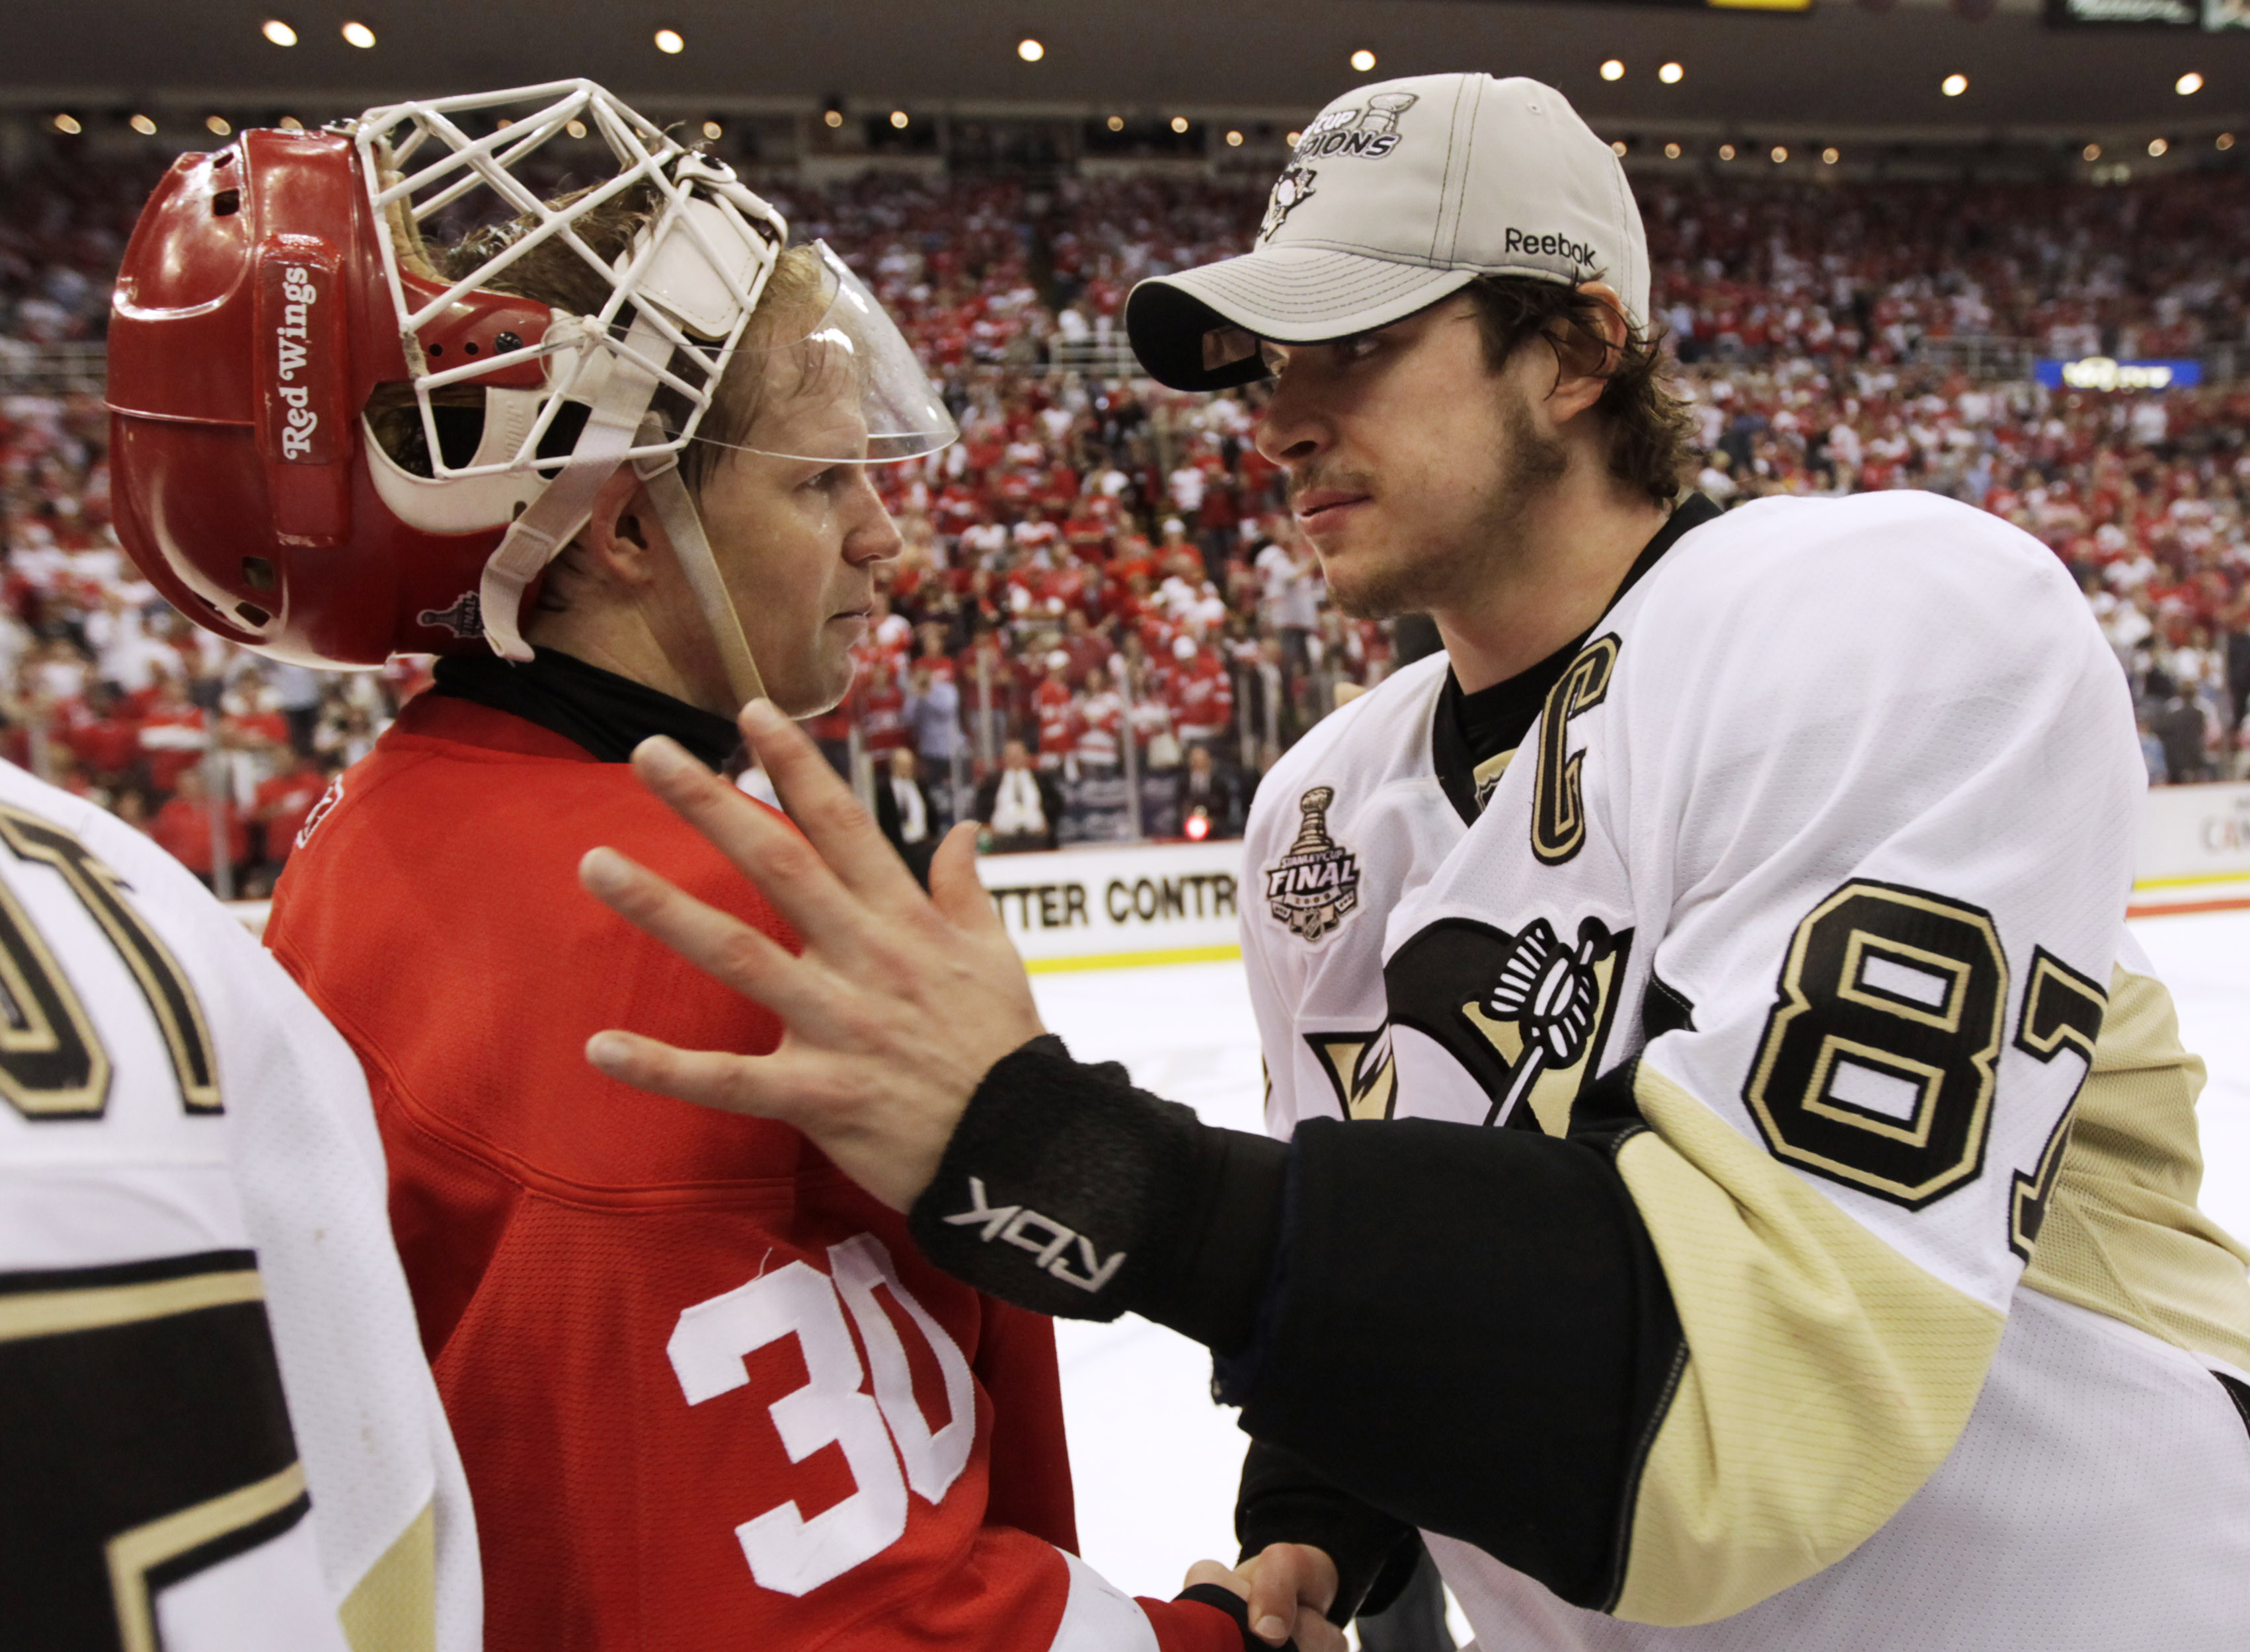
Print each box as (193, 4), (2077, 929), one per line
(1235, 1439), (1422, 1625)
(909, 1043), (1686, 1615)
(1228, 1101), (1684, 1614)
(909, 1037), (1286, 1348)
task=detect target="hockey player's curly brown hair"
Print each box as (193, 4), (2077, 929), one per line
(1463, 276), (1695, 507)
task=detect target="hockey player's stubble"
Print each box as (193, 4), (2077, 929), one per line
(1310, 377), (1571, 622)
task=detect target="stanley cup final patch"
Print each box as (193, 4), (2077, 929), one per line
(1264, 786), (1361, 942)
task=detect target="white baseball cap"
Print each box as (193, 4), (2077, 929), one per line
(1126, 73), (1649, 391)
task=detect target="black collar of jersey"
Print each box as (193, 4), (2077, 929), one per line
(432, 647), (743, 770)
(1431, 492), (1723, 828)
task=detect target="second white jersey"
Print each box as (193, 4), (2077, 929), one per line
(0, 763), (478, 1652)
(1243, 490), (2250, 1649)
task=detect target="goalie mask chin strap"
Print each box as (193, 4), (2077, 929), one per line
(477, 311), (765, 714)
(634, 425), (766, 712)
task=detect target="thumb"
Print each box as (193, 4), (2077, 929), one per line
(928, 821), (1002, 935)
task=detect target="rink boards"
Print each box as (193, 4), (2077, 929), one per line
(989, 780), (2250, 971)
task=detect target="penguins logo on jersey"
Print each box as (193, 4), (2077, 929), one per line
(1308, 1023), (1399, 1119)
(1376, 913), (1633, 1131)
(1264, 786), (1360, 941)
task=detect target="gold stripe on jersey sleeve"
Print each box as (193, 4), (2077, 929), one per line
(1610, 1063), (2003, 1626)
(2021, 965), (2250, 1374)
(106, 1461), (308, 1652)
(339, 1499), (438, 1652)
(0, 1267), (264, 1344)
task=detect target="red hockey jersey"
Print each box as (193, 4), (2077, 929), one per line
(268, 694), (1241, 1652)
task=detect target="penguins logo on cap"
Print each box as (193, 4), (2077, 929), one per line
(1261, 165), (1319, 243)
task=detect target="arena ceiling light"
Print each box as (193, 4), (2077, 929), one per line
(1659, 62), (1685, 85)
(2176, 72), (2203, 95)
(2221, 132), (2237, 150)
(564, 118), (588, 138)
(51, 112), (81, 135)
(2148, 135), (2169, 155)
(260, 19), (297, 47)
(1941, 73), (1968, 96)
(1285, 129), (1301, 144)
(701, 120), (722, 139)
(1225, 129), (1244, 147)
(653, 28), (685, 54)
(1018, 38), (1044, 62)
(1170, 115), (1190, 133)
(341, 20), (376, 48)
(1664, 141), (1682, 159)
(2083, 141), (2102, 160)
(1822, 146), (1841, 165)
(889, 110), (909, 129)
(823, 108), (845, 128)
(1771, 144), (1789, 163)
(130, 113), (156, 135)
(1719, 142), (1736, 160)
(206, 114), (232, 135)
(1106, 114), (1125, 131)
(1350, 49), (1377, 72)
(1611, 139), (1628, 155)
(278, 116), (304, 130)
(1602, 59), (1626, 81)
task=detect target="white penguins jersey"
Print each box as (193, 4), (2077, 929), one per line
(0, 761), (479, 1651)
(1243, 490), (2250, 1650)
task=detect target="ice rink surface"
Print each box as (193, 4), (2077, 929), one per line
(1036, 909), (2250, 1604)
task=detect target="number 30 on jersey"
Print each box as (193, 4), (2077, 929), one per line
(668, 1234), (974, 1596)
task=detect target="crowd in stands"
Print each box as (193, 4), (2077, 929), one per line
(3, 151), (2249, 887)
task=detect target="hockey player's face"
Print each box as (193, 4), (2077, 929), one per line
(695, 413), (903, 718)
(1255, 297), (1567, 619)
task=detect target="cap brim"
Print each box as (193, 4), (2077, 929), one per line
(1126, 246), (1476, 391)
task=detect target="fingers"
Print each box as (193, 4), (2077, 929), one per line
(584, 1029), (793, 1122)
(1181, 1559), (1244, 1597)
(1181, 1556), (1298, 1650)
(627, 737), (873, 955)
(1245, 1544), (1338, 1646)
(927, 821), (1004, 939)
(1246, 1551), (1301, 1646)
(1282, 1543), (1338, 1614)
(580, 845), (823, 1021)
(738, 700), (925, 908)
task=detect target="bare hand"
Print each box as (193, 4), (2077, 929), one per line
(578, 700), (1046, 1211)
(1183, 1543), (1343, 1651)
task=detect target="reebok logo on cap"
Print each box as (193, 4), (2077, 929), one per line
(1503, 228), (1599, 271)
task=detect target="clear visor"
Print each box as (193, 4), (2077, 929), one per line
(700, 241), (957, 465)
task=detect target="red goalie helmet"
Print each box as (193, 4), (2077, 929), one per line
(107, 81), (955, 677)
(108, 122), (553, 666)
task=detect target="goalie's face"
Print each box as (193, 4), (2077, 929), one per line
(697, 434), (902, 720)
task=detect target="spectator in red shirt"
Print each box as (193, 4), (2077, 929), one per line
(1032, 652), (1075, 770)
(254, 752), (332, 878)
(137, 668), (208, 796)
(149, 766), (248, 890)
(1164, 633), (1235, 754)
(1059, 607), (1116, 687)
(56, 679), (139, 786)
(858, 656), (910, 759)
